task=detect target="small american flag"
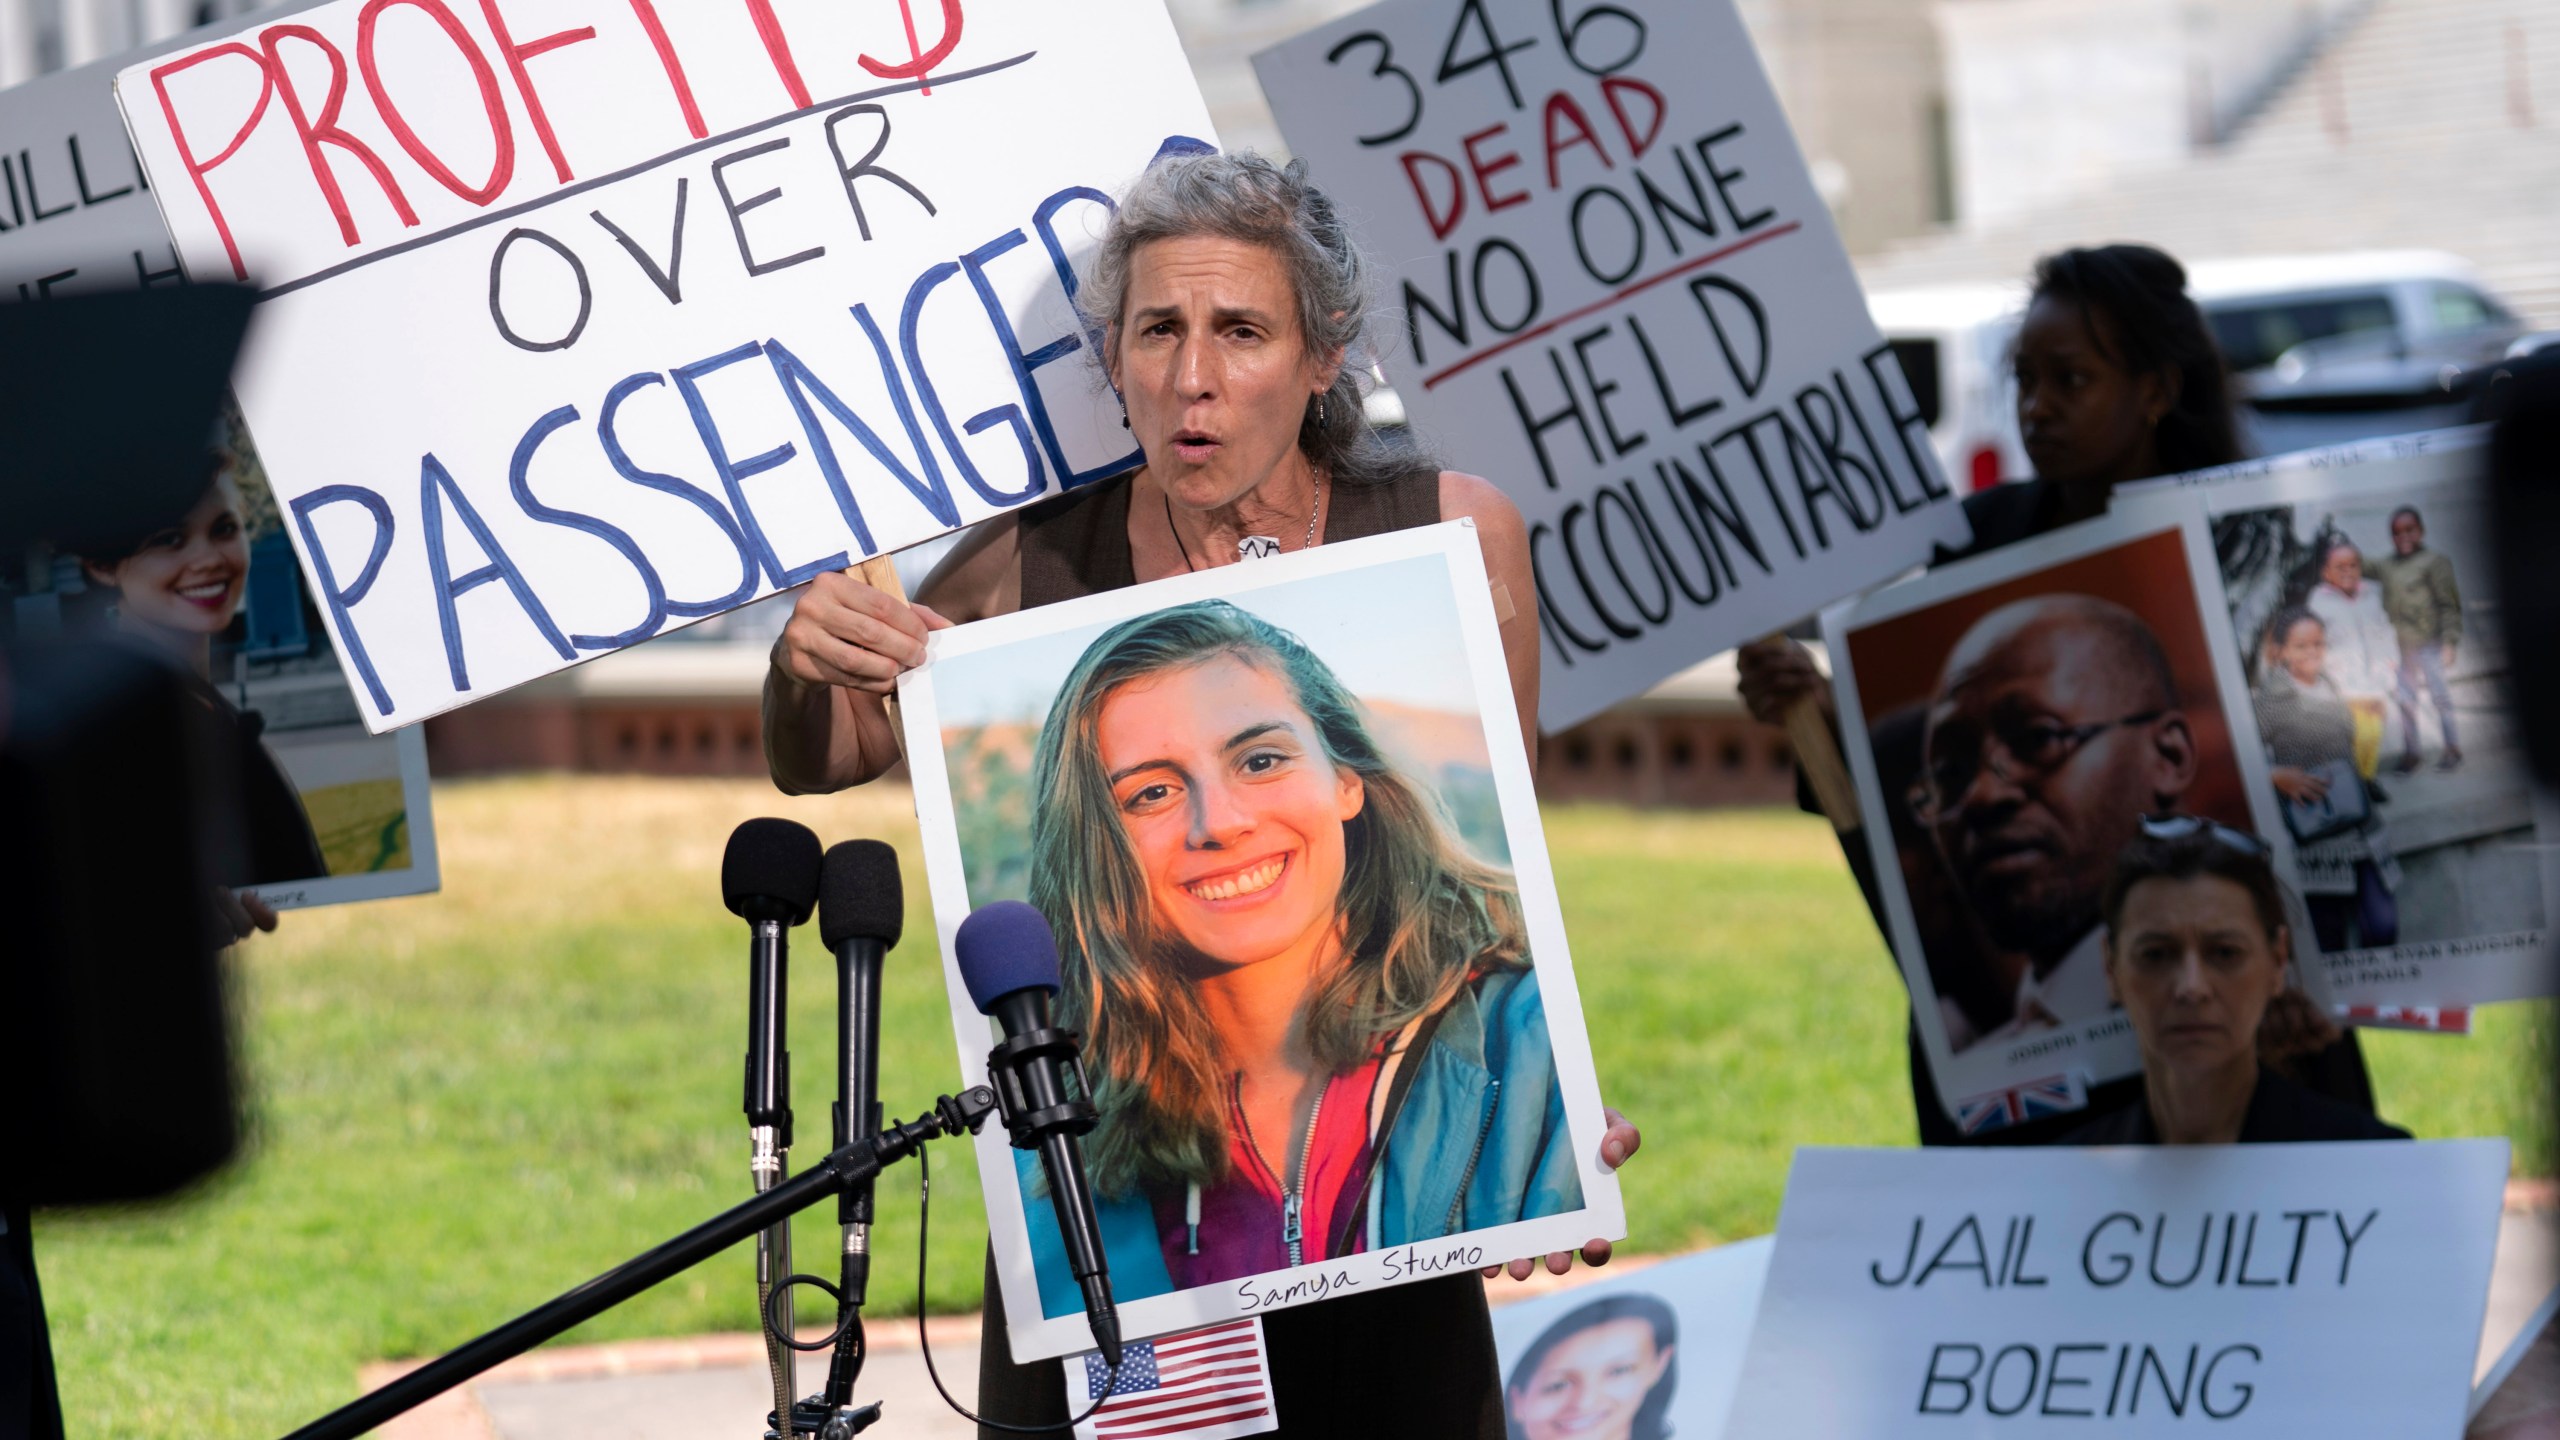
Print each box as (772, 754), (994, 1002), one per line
(2337, 1004), (2471, 1034)
(1069, 1317), (1278, 1440)
(1956, 1073), (2088, 1135)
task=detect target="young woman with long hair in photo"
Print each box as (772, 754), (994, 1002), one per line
(1012, 600), (1580, 1308)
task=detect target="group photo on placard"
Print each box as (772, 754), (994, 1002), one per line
(5, 0), (2558, 1438)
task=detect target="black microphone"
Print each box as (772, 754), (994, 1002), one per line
(721, 818), (821, 1430)
(955, 901), (1122, 1368)
(819, 841), (901, 1311)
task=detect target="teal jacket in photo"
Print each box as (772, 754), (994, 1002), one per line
(1013, 965), (1587, 1320)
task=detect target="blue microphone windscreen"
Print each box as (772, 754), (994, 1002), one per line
(721, 818), (821, 923)
(820, 840), (905, 949)
(955, 901), (1062, 1014)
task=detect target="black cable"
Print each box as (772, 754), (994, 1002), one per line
(762, 1274), (857, 1353)
(914, 1143), (1122, 1434)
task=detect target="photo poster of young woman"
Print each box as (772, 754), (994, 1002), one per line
(0, 396), (439, 909)
(899, 521), (1624, 1362)
(1488, 1237), (1773, 1440)
(1820, 510), (2313, 1130)
(2119, 429), (2559, 1014)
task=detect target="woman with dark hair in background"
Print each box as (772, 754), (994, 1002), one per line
(1735, 244), (2383, 1146)
(1505, 1294), (1678, 1440)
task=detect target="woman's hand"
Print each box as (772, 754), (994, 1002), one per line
(2269, 766), (2330, 803)
(1486, 1106), (1642, 1282)
(209, 887), (279, 946)
(1735, 638), (1832, 729)
(772, 570), (951, 697)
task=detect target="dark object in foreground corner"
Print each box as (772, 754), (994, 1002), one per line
(2482, 350), (2560, 789)
(276, 1090), (996, 1440)
(0, 286), (257, 554)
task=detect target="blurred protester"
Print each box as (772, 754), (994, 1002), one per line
(2066, 819), (2405, 1144)
(2371, 506), (2463, 772)
(1738, 243), (2334, 1144)
(1917, 596), (2197, 1041)
(2255, 606), (2400, 951)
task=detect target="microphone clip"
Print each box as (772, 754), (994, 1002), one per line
(985, 1025), (1099, 1151)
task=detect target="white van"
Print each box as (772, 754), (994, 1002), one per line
(1862, 283), (2030, 493)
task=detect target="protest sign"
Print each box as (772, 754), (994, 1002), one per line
(1251, 0), (1969, 731)
(2117, 430), (2558, 1012)
(1490, 1236), (1771, 1440)
(1821, 510), (2306, 1127)
(117, 1), (1216, 731)
(899, 523), (1623, 1360)
(1727, 1142), (2508, 1437)
(2, 9), (434, 911)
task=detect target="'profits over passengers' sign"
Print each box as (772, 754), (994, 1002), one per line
(1254, 0), (1969, 729)
(117, 0), (1215, 730)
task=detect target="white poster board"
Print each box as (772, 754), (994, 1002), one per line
(117, 0), (1216, 731)
(1252, 0), (1968, 731)
(2118, 429), (2559, 1012)
(1821, 508), (2320, 1124)
(1490, 1237), (1772, 1440)
(1728, 1142), (2508, 1437)
(899, 524), (1624, 1360)
(2, 7), (435, 911)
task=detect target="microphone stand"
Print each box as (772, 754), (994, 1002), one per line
(275, 1089), (995, 1440)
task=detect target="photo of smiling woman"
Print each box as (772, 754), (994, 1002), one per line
(1504, 1295), (1678, 1440)
(1008, 596), (1582, 1311)
(75, 471), (327, 895)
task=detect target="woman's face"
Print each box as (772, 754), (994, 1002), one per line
(85, 479), (250, 640)
(2013, 294), (2167, 492)
(1508, 1319), (1672, 1440)
(1096, 654), (1365, 969)
(2105, 874), (2288, 1078)
(1108, 235), (1335, 513)
(2275, 617), (2327, 686)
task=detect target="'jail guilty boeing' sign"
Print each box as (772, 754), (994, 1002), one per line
(1726, 1143), (2506, 1436)
(117, 0), (1215, 730)
(1253, 0), (1969, 729)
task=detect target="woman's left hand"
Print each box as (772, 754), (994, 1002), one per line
(1484, 1106), (1641, 1282)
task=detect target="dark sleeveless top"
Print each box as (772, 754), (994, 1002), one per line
(976, 465), (1507, 1440)
(1016, 467), (1444, 606)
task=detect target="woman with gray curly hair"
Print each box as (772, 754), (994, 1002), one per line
(764, 149), (1638, 1437)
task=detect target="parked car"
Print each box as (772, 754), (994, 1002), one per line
(2187, 250), (2524, 452)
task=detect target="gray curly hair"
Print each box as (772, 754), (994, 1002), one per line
(1080, 149), (1428, 487)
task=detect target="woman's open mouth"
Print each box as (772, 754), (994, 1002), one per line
(1182, 853), (1289, 904)
(1171, 430), (1220, 464)
(176, 578), (236, 610)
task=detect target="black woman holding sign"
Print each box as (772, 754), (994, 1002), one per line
(1735, 244), (2378, 1146)
(763, 150), (1641, 1438)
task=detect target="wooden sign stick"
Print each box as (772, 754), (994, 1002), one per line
(1763, 632), (1862, 836)
(856, 555), (913, 760)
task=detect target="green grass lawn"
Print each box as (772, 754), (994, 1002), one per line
(34, 780), (2552, 1438)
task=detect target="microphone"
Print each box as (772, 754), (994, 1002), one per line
(721, 818), (821, 1431)
(816, 839), (901, 1406)
(955, 901), (1122, 1368)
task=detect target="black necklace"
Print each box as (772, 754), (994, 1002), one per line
(1163, 477), (1324, 574)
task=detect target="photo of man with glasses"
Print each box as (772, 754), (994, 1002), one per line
(1917, 595), (2199, 1047)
